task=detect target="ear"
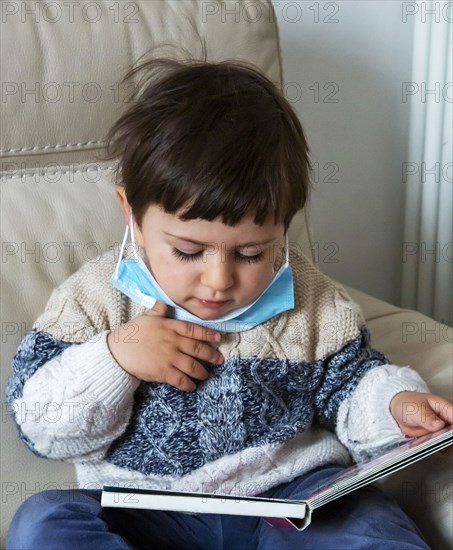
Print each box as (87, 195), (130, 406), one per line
(115, 186), (131, 226)
(115, 186), (145, 247)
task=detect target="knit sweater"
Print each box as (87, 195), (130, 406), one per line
(5, 245), (429, 496)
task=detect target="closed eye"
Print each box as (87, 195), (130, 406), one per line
(170, 248), (264, 264)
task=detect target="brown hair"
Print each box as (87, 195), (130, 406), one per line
(103, 52), (312, 233)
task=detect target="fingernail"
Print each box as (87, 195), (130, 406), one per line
(215, 333), (221, 341)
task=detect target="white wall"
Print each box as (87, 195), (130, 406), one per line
(272, 0), (415, 305)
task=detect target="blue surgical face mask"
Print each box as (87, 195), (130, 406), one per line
(110, 210), (295, 332)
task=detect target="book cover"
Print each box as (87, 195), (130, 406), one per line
(101, 425), (452, 531)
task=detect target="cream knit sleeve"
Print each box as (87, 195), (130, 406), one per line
(5, 250), (142, 461)
(10, 330), (140, 461)
(335, 363), (430, 462)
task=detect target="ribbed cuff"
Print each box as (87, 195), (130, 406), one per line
(336, 364), (430, 461)
(363, 364), (430, 436)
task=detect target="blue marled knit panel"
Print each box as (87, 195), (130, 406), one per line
(106, 326), (389, 477)
(5, 328), (73, 456)
(314, 326), (390, 430)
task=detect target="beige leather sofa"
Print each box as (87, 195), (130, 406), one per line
(1, 1), (451, 548)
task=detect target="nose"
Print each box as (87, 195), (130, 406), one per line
(200, 251), (235, 294)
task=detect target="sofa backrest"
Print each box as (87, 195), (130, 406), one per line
(0, 1), (314, 543)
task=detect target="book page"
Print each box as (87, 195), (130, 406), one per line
(291, 426), (452, 508)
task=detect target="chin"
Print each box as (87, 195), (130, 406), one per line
(197, 303), (236, 320)
(198, 311), (223, 321)
(174, 303), (218, 320)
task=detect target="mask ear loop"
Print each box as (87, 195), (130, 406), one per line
(113, 219), (130, 279)
(129, 207), (145, 264)
(113, 208), (138, 280)
(129, 208), (136, 246)
(284, 232), (290, 265)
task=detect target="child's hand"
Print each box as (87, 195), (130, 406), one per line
(390, 391), (453, 456)
(107, 301), (224, 391)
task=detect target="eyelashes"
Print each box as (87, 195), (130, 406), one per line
(170, 248), (264, 264)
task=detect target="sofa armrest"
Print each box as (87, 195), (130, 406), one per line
(343, 284), (452, 550)
(343, 285), (452, 399)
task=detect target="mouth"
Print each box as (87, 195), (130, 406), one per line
(196, 299), (231, 309)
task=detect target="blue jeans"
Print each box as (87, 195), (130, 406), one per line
(7, 464), (430, 550)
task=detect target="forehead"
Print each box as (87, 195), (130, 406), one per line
(143, 205), (283, 246)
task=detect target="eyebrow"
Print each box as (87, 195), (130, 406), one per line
(162, 231), (276, 247)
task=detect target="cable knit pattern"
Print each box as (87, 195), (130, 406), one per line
(5, 246), (430, 495)
(105, 327), (388, 477)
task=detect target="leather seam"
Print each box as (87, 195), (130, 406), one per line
(2, 166), (116, 180)
(1, 140), (106, 154)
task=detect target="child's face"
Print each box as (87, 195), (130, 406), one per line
(117, 190), (285, 320)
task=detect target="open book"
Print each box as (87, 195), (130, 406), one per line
(101, 426), (452, 531)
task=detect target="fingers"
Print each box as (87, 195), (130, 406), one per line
(400, 425), (440, 438)
(167, 319), (225, 372)
(178, 337), (224, 366)
(427, 394), (453, 426)
(145, 317), (224, 392)
(164, 348), (224, 391)
(168, 339), (224, 392)
(402, 394), (452, 435)
(170, 319), (222, 343)
(145, 306), (223, 345)
(163, 365), (200, 392)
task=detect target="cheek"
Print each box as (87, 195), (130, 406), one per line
(243, 264), (274, 290)
(145, 248), (171, 282)
(159, 255), (198, 285)
(263, 269), (276, 288)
